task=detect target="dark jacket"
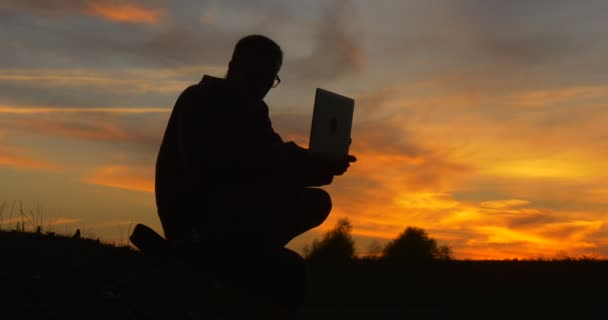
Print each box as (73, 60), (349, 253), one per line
(155, 75), (329, 241)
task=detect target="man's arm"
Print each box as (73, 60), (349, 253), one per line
(175, 88), (351, 187)
(174, 86), (208, 187)
(253, 103), (355, 186)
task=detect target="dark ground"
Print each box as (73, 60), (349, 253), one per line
(1, 231), (607, 319)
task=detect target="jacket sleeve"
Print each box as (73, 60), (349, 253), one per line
(176, 88), (332, 188)
(251, 103), (334, 187)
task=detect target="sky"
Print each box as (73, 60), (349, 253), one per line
(1, 0), (607, 259)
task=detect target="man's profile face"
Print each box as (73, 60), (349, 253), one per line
(231, 58), (281, 101)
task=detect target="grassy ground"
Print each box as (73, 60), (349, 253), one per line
(1, 230), (607, 319)
(302, 258), (608, 319)
(0, 230), (214, 319)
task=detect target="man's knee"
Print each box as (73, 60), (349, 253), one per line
(316, 188), (332, 216)
(303, 188), (332, 228)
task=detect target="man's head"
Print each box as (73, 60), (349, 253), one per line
(225, 35), (283, 101)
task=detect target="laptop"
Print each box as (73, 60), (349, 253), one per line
(309, 88), (355, 159)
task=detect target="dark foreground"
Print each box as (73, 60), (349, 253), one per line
(1, 231), (607, 319)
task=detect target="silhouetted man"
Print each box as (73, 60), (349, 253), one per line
(155, 35), (356, 313)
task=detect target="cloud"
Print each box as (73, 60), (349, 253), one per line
(84, 165), (154, 193)
(366, 1), (608, 94)
(53, 217), (81, 225)
(469, 219), (603, 252)
(1, 0), (364, 81)
(0, 66), (224, 108)
(0, 2), (227, 69)
(0, 106), (170, 114)
(478, 158), (599, 180)
(481, 200), (530, 209)
(0, 144), (61, 171)
(314, 133), (472, 244)
(0, 0), (164, 24)
(0, 151), (58, 171)
(0, 105), (167, 175)
(439, 205), (605, 259)
(355, 80), (608, 186)
(87, 2), (162, 24)
(395, 192), (460, 210)
(1, 114), (159, 147)
(284, 0), (364, 83)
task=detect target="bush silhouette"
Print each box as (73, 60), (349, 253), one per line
(304, 218), (355, 264)
(382, 226), (451, 263)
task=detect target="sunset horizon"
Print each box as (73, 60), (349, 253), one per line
(2, 1), (607, 260)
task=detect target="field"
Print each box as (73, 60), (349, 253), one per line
(1, 230), (607, 319)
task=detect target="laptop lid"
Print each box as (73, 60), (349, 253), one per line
(309, 88), (354, 159)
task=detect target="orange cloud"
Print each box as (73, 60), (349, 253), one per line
(1, 216), (79, 226)
(582, 188), (608, 204)
(477, 156), (602, 180)
(86, 3), (161, 24)
(0, 106), (169, 114)
(53, 217), (81, 225)
(84, 165), (154, 193)
(312, 144), (472, 248)
(0, 145), (61, 171)
(3, 117), (156, 145)
(394, 192), (460, 210)
(0, 1), (164, 25)
(30, 119), (128, 141)
(463, 219), (605, 259)
(480, 200), (530, 209)
(358, 82), (608, 186)
(508, 85), (608, 108)
(0, 66), (225, 95)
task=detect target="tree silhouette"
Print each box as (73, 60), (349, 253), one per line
(435, 244), (452, 261)
(382, 226), (452, 262)
(304, 218), (355, 264)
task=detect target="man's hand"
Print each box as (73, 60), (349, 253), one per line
(332, 154), (357, 175)
(282, 142), (357, 185)
(314, 154), (357, 176)
(304, 154), (355, 187)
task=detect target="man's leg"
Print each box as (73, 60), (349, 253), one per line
(265, 187), (332, 247)
(202, 186), (332, 311)
(206, 186), (332, 247)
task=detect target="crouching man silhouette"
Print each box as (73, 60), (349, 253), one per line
(155, 34), (356, 315)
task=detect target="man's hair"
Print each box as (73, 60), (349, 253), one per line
(230, 34), (283, 68)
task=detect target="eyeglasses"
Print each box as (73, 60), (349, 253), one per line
(272, 75), (281, 88)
